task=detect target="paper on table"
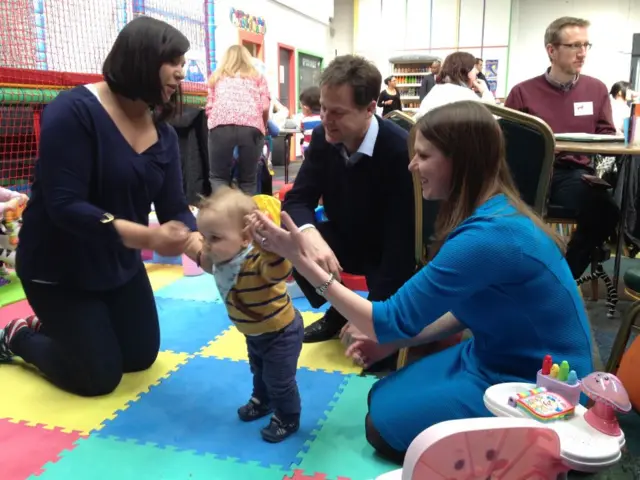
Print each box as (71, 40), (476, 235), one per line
(554, 132), (625, 142)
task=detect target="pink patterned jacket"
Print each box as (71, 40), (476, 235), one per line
(205, 75), (270, 135)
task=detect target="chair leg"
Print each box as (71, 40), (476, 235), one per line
(606, 301), (640, 373)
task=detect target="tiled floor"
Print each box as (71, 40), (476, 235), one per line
(0, 265), (397, 480)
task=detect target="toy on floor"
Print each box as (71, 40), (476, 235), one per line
(508, 386), (575, 422)
(375, 417), (569, 480)
(536, 355), (582, 406)
(0, 190), (28, 287)
(581, 372), (631, 436)
(483, 357), (630, 472)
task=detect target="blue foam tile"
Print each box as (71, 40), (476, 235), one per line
(37, 435), (286, 480)
(292, 290), (368, 314)
(156, 297), (231, 354)
(98, 356), (348, 469)
(155, 274), (223, 303)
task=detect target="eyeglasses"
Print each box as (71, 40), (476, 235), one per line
(558, 42), (592, 51)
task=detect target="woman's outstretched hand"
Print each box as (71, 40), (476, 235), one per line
(245, 210), (305, 261)
(149, 220), (190, 257)
(341, 324), (398, 369)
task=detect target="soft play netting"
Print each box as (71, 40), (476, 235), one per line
(0, 0), (213, 193)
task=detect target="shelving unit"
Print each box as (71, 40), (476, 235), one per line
(389, 54), (440, 114)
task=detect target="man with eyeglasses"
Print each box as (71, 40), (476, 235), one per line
(505, 16), (619, 280)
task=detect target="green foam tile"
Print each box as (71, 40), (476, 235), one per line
(35, 435), (287, 479)
(0, 273), (26, 307)
(297, 375), (397, 480)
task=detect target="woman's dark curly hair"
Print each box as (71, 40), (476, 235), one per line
(436, 52), (476, 86)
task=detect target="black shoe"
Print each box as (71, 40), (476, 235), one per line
(303, 309), (346, 343)
(260, 415), (299, 443)
(0, 328), (11, 362)
(237, 397), (272, 422)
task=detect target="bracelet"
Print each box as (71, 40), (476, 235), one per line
(315, 273), (335, 297)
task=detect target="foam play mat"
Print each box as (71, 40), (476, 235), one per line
(0, 264), (398, 480)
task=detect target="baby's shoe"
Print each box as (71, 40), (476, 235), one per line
(238, 397), (272, 422)
(261, 415), (299, 443)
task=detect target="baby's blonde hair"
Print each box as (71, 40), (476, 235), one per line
(198, 186), (257, 230)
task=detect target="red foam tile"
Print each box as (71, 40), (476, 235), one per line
(0, 300), (34, 328)
(284, 470), (350, 480)
(0, 418), (84, 479)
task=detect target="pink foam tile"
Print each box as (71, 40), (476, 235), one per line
(0, 300), (34, 328)
(0, 418), (84, 479)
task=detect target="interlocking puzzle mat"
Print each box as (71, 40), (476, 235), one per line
(0, 265), (394, 480)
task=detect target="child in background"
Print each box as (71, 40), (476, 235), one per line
(196, 187), (304, 443)
(299, 86), (322, 159)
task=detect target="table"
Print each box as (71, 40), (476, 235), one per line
(555, 141), (640, 300)
(278, 128), (300, 184)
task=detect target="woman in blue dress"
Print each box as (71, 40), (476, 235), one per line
(246, 100), (594, 463)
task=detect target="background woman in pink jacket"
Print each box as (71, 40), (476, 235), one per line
(205, 45), (271, 194)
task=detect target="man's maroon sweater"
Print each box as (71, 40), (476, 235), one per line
(505, 73), (616, 166)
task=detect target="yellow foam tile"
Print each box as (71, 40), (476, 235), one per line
(0, 350), (189, 434)
(145, 264), (184, 291)
(199, 311), (362, 375)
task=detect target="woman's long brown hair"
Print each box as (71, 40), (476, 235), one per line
(415, 100), (564, 258)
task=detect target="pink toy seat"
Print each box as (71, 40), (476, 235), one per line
(398, 417), (568, 480)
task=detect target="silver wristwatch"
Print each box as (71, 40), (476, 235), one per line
(315, 273), (335, 297)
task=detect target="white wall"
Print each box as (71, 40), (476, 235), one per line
(215, 0), (333, 96)
(507, 0), (640, 95)
(330, 0), (354, 58)
(354, 0), (512, 97)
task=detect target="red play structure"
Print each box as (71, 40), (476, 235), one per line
(0, 0), (211, 193)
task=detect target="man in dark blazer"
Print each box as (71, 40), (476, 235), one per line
(282, 55), (418, 346)
(419, 60), (441, 101)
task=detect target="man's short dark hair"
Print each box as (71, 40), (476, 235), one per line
(103, 16), (190, 121)
(475, 58), (483, 64)
(320, 55), (382, 108)
(299, 86), (321, 112)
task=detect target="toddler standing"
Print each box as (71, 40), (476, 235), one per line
(196, 187), (303, 442)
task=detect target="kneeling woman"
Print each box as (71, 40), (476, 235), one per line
(247, 100), (593, 462)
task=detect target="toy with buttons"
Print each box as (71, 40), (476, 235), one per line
(483, 354), (631, 473)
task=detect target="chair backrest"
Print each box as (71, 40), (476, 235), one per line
(385, 111), (438, 267)
(484, 103), (556, 216)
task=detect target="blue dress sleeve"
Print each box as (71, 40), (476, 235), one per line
(153, 126), (197, 232)
(371, 220), (519, 343)
(38, 92), (121, 242)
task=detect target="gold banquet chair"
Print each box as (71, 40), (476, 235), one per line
(485, 104), (611, 312)
(385, 110), (443, 369)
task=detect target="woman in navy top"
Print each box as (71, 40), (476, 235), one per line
(248, 101), (593, 462)
(0, 17), (202, 397)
